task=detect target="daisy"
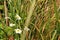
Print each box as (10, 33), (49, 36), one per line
(15, 14), (21, 20)
(24, 27), (30, 31)
(5, 17), (10, 19)
(15, 29), (22, 34)
(9, 23), (15, 27)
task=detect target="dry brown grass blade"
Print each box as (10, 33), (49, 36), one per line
(4, 0), (9, 26)
(0, 12), (2, 19)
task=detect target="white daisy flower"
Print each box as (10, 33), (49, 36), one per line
(5, 17), (10, 19)
(9, 23), (15, 27)
(15, 14), (21, 20)
(15, 29), (22, 34)
(24, 27), (30, 31)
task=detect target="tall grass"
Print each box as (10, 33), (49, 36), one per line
(0, 0), (60, 40)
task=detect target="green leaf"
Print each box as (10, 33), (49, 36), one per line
(4, 27), (14, 35)
(0, 5), (4, 10)
(0, 23), (2, 28)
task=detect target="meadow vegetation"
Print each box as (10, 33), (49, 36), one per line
(0, 0), (60, 40)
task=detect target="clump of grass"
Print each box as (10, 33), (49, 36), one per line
(0, 0), (60, 40)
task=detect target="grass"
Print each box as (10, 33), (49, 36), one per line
(0, 0), (60, 40)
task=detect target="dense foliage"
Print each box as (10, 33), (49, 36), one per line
(0, 0), (60, 40)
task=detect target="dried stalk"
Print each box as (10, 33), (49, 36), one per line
(4, 0), (9, 26)
(21, 0), (36, 40)
(0, 12), (2, 20)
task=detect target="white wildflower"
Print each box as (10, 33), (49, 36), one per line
(9, 23), (15, 27)
(24, 27), (30, 31)
(15, 14), (21, 20)
(15, 29), (22, 34)
(5, 17), (10, 19)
